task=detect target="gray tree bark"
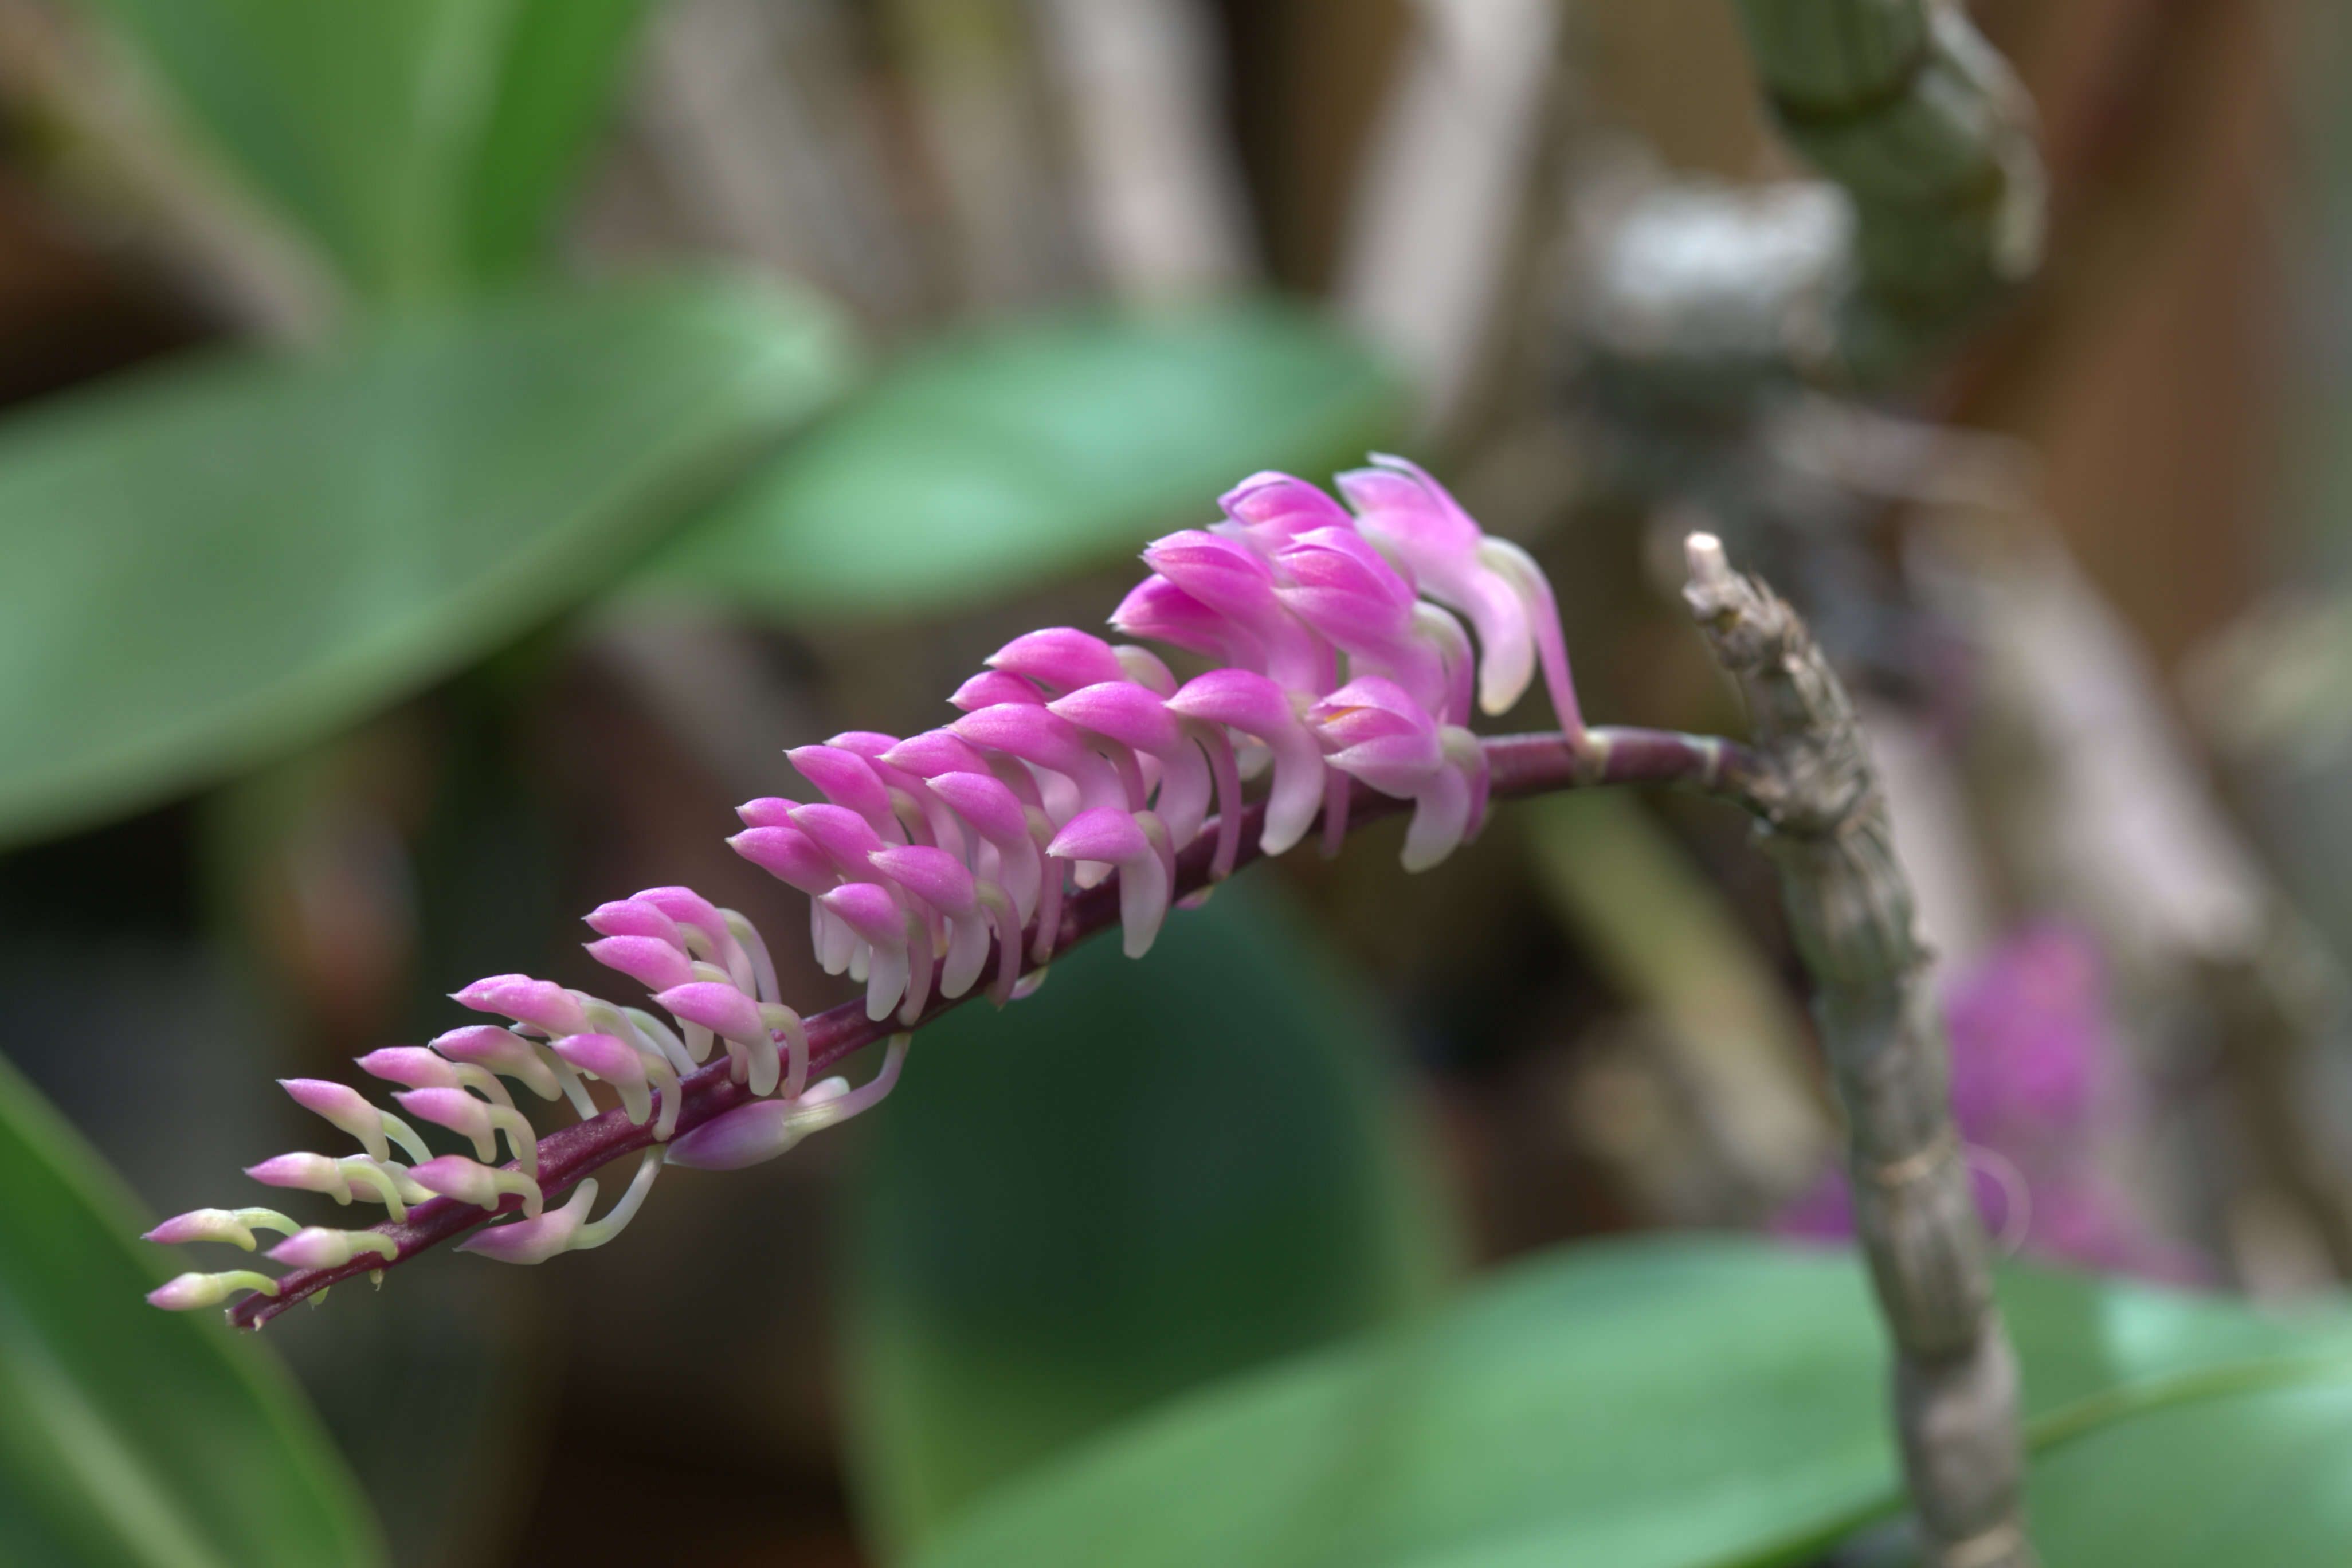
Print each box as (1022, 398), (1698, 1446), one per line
(1683, 532), (2032, 1568)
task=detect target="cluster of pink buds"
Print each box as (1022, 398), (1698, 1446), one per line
(146, 457), (1578, 1315)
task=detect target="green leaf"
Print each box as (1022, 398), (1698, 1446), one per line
(73, 0), (657, 296)
(910, 1238), (2352, 1568)
(0, 1048), (382, 1567)
(2030, 1374), (2352, 1565)
(456, 0), (661, 284)
(840, 881), (1456, 1555)
(634, 300), (1405, 622)
(0, 274), (850, 850)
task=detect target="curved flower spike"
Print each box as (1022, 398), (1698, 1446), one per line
(583, 898), (688, 952)
(148, 1270), (279, 1311)
(266, 1226), (399, 1270)
(652, 982), (787, 1098)
(452, 974), (591, 1040)
(1335, 454), (1581, 728)
(1306, 677), (1488, 872)
(1165, 670), (1327, 857)
(1142, 530), (1334, 696)
(278, 1079), (432, 1165)
(356, 1047), (514, 1110)
(820, 883), (915, 1022)
(789, 745), (908, 846)
(394, 1088), (540, 1176)
(429, 1024), (577, 1108)
(950, 669), (1044, 711)
(1048, 809), (1173, 958)
(410, 1154), (543, 1220)
(1110, 574), (1267, 671)
(665, 1036), (911, 1171)
(143, 1206), (299, 1250)
(460, 1150), (662, 1264)
(988, 627), (1129, 696)
(585, 934), (695, 995)
(549, 1033), (653, 1128)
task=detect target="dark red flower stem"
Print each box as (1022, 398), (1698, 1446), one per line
(230, 725), (1759, 1328)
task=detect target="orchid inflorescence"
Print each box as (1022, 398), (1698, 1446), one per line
(146, 456), (1581, 1317)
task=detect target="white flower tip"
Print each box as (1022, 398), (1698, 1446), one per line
(1684, 531), (1730, 589)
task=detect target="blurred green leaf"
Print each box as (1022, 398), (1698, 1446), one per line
(0, 1049), (382, 1567)
(2030, 1374), (2352, 1564)
(841, 881), (1456, 1555)
(0, 274), (850, 850)
(74, 0), (657, 297)
(911, 1238), (2352, 1568)
(634, 300), (1405, 622)
(456, 0), (660, 284)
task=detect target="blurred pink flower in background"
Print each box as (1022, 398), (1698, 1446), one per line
(1778, 923), (2207, 1284)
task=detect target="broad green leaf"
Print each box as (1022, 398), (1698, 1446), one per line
(0, 274), (849, 850)
(841, 881), (1456, 1555)
(2030, 1374), (2352, 1565)
(636, 300), (1404, 621)
(912, 1237), (2352, 1568)
(0, 1048), (382, 1567)
(73, 0), (657, 297)
(456, 0), (661, 284)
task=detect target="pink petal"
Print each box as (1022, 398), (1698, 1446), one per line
(585, 934), (697, 994)
(989, 628), (1129, 695)
(950, 670), (1043, 711)
(653, 982), (766, 1042)
(548, 1032), (642, 1085)
(871, 844), (978, 916)
(1166, 671), (1328, 856)
(1046, 681), (1182, 754)
(734, 797), (801, 829)
(789, 803), (892, 877)
(1110, 575), (1265, 668)
(789, 746), (904, 843)
(429, 1025), (563, 1101)
(452, 974), (588, 1037)
(817, 883), (905, 950)
(728, 826), (838, 894)
(356, 1047), (460, 1091)
(1046, 807), (1149, 865)
(583, 899), (687, 950)
(1220, 471), (1354, 547)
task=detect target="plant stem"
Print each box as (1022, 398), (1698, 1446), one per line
(1683, 533), (2032, 1568)
(229, 724), (1753, 1328)
(1731, 0), (2044, 371)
